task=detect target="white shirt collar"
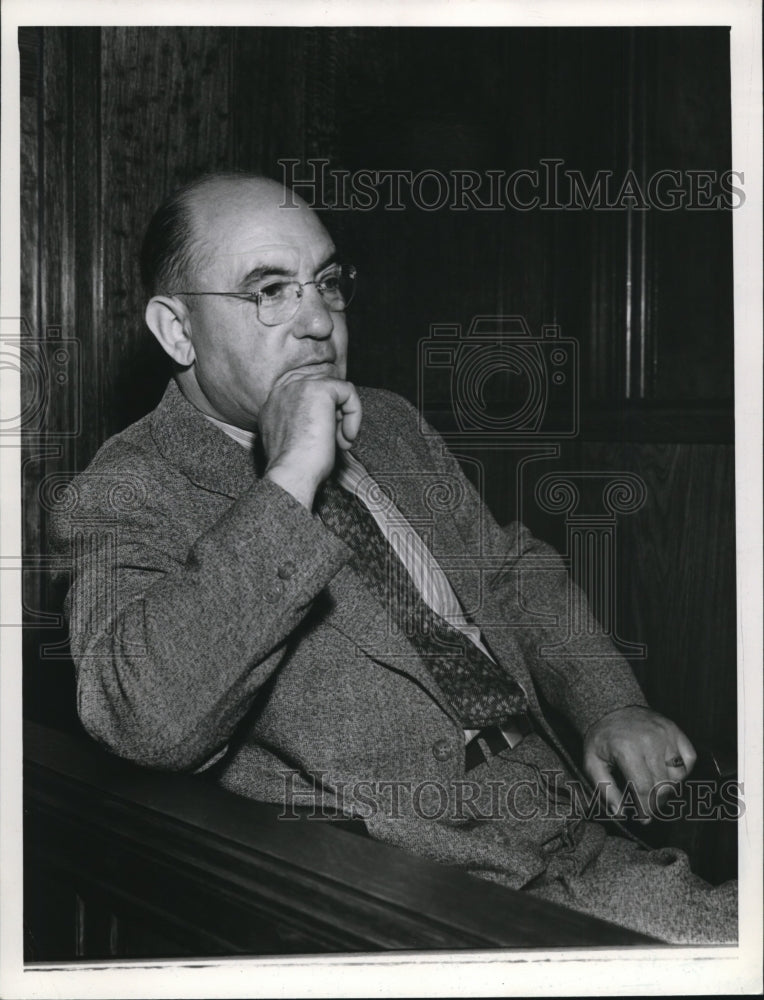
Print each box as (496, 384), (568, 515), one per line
(201, 412), (257, 451)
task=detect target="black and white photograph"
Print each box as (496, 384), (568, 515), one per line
(1, 1), (761, 996)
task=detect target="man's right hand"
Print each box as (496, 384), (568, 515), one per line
(261, 375), (362, 509)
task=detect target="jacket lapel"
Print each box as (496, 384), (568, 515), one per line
(319, 565), (464, 724)
(148, 380), (462, 722)
(149, 381), (539, 725)
(149, 380), (257, 498)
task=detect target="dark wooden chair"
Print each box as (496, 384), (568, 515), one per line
(23, 721), (657, 961)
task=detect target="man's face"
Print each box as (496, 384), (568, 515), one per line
(179, 180), (349, 430)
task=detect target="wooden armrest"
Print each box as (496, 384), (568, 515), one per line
(23, 721), (656, 960)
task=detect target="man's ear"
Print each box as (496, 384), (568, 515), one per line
(145, 296), (196, 367)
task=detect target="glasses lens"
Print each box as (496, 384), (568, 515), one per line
(320, 266), (356, 312)
(257, 281), (300, 326)
(256, 267), (357, 326)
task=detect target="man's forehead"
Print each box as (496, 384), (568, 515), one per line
(211, 242), (326, 268)
(190, 184), (334, 275)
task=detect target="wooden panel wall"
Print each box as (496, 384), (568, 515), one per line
(20, 29), (737, 856)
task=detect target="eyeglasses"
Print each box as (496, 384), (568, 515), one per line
(171, 264), (357, 327)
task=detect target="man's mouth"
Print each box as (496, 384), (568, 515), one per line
(293, 360), (336, 371)
(275, 360), (339, 389)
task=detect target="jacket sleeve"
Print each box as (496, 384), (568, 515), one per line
(52, 446), (350, 770)
(384, 392), (648, 736)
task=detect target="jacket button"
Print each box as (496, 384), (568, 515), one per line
(278, 561), (297, 580)
(431, 738), (452, 762)
(263, 581), (284, 603)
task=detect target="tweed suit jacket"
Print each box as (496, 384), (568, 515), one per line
(54, 379), (647, 884)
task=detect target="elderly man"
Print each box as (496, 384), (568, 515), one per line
(54, 172), (736, 944)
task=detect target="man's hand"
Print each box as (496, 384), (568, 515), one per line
(261, 374), (362, 509)
(583, 705), (696, 824)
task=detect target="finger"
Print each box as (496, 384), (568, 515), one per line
(645, 738), (678, 783)
(648, 777), (682, 816)
(335, 387), (362, 448)
(336, 423), (353, 450)
(585, 755), (623, 819)
(642, 747), (680, 816)
(676, 731), (697, 776)
(662, 753), (686, 779)
(614, 753), (655, 824)
(659, 730), (696, 779)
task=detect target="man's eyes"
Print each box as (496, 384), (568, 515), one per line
(319, 270), (342, 290)
(244, 269), (341, 299)
(245, 280), (290, 301)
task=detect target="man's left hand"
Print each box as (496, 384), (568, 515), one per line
(583, 705), (696, 824)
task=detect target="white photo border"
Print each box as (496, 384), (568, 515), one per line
(1, 1), (761, 996)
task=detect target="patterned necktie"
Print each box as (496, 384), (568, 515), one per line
(315, 474), (528, 728)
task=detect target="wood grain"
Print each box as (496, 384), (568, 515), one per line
(24, 721), (657, 960)
(100, 27), (233, 436)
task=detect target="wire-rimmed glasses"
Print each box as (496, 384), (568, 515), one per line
(171, 264), (357, 327)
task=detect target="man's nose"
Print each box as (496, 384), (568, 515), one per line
(291, 283), (335, 338)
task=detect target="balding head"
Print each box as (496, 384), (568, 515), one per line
(140, 172), (313, 298)
(142, 171), (349, 430)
